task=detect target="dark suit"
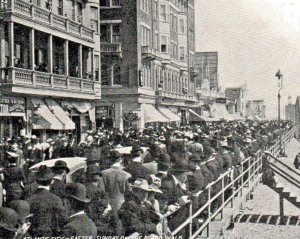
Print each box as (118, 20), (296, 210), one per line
(50, 178), (66, 198)
(125, 162), (152, 183)
(27, 188), (67, 237)
(60, 212), (97, 238)
(119, 191), (160, 237)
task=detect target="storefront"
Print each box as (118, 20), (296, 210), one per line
(95, 105), (114, 129)
(0, 96), (26, 142)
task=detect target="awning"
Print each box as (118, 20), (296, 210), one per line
(189, 109), (219, 122)
(158, 106), (180, 122)
(144, 104), (169, 123)
(31, 98), (63, 130)
(45, 99), (75, 130)
(210, 104), (234, 121)
(61, 101), (95, 123)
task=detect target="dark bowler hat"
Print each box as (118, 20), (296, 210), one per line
(86, 165), (101, 176)
(52, 160), (70, 174)
(0, 207), (20, 232)
(110, 150), (121, 159)
(36, 165), (54, 182)
(9, 200), (33, 220)
(131, 144), (142, 154)
(157, 154), (172, 167)
(65, 183), (91, 203)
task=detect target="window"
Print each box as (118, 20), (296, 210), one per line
(58, 0), (63, 16)
(141, 26), (150, 46)
(100, 25), (109, 42)
(100, 0), (110, 7)
(113, 64), (121, 85)
(179, 19), (185, 33)
(112, 0), (121, 6)
(90, 7), (99, 33)
(154, 33), (159, 51)
(179, 47), (185, 61)
(36, 0), (41, 7)
(173, 15), (178, 32)
(94, 55), (100, 81)
(141, 0), (150, 13)
(161, 36), (167, 53)
(154, 1), (158, 19)
(77, 2), (83, 23)
(112, 24), (120, 42)
(160, 5), (167, 21)
(101, 64), (109, 85)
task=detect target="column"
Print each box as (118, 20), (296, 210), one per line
(115, 102), (123, 132)
(91, 48), (94, 81)
(9, 118), (13, 138)
(29, 28), (35, 70)
(48, 34), (53, 73)
(64, 40), (69, 76)
(78, 44), (82, 78)
(8, 22), (14, 67)
(0, 22), (6, 80)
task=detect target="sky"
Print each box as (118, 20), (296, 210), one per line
(195, 0), (300, 118)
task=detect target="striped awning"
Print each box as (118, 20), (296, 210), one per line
(45, 99), (75, 130)
(144, 104), (169, 123)
(158, 106), (180, 122)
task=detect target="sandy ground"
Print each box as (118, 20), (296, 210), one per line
(231, 138), (300, 238)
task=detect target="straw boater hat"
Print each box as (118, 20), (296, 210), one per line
(131, 178), (153, 191)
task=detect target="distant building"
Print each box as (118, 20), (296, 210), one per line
(225, 87), (247, 116)
(195, 52), (218, 91)
(294, 97), (300, 125)
(246, 100), (266, 119)
(285, 104), (296, 123)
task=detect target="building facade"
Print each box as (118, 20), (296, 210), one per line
(285, 103), (296, 123)
(0, 0), (101, 141)
(245, 100), (266, 119)
(99, 0), (198, 130)
(225, 86), (247, 117)
(195, 51), (218, 91)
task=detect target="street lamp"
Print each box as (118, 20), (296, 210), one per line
(275, 70), (286, 157)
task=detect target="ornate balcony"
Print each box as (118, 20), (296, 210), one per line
(0, 67), (100, 100)
(0, 0), (94, 41)
(101, 42), (122, 57)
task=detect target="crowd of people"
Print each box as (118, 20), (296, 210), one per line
(0, 120), (293, 238)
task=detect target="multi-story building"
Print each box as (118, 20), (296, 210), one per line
(195, 51), (218, 91)
(99, 0), (198, 130)
(225, 86), (247, 117)
(0, 0), (101, 141)
(285, 103), (296, 123)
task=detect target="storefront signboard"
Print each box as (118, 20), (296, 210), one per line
(0, 96), (25, 114)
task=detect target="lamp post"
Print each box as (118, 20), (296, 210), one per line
(275, 70), (286, 157)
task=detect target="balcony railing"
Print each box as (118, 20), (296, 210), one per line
(0, 67), (96, 94)
(101, 42), (122, 53)
(1, 0), (94, 41)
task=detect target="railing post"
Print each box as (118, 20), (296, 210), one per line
(241, 162), (244, 196)
(221, 177), (224, 219)
(189, 201), (193, 238)
(207, 186), (211, 238)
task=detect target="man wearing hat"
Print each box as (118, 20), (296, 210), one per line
(27, 165), (67, 237)
(156, 153), (172, 180)
(3, 152), (26, 205)
(9, 200), (33, 239)
(27, 135), (43, 163)
(102, 150), (132, 211)
(125, 144), (152, 183)
(60, 183), (97, 238)
(119, 178), (160, 237)
(50, 160), (70, 198)
(0, 207), (20, 239)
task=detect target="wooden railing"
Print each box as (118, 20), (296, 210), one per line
(0, 67), (97, 94)
(161, 127), (295, 238)
(2, 0), (94, 41)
